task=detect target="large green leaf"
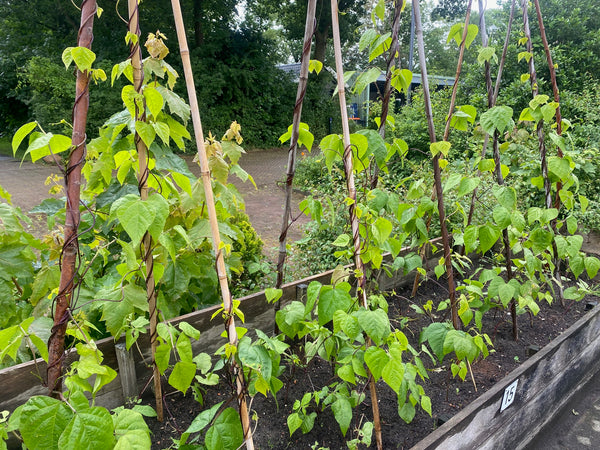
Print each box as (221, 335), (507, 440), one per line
(20, 396), (74, 450)
(117, 199), (155, 245)
(364, 346), (387, 381)
(238, 337), (272, 381)
(331, 396), (352, 436)
(357, 308), (390, 345)
(420, 322), (450, 363)
(317, 285), (353, 325)
(382, 344), (405, 393)
(169, 361), (197, 394)
(205, 408), (244, 450)
(58, 407), (114, 450)
(480, 106), (514, 135)
(143, 86), (164, 119)
(478, 224), (501, 253)
(443, 330), (479, 363)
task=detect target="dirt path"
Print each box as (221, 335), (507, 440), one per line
(0, 149), (309, 260)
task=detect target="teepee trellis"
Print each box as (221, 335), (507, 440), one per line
(170, 0), (255, 447)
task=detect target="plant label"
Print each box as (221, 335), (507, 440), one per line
(501, 379), (519, 412)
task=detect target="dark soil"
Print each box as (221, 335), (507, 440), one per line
(146, 276), (596, 450)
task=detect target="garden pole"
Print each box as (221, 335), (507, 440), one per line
(47, 0), (96, 398)
(521, 0), (564, 309)
(371, 0), (404, 190)
(533, 0), (564, 209)
(410, 0), (473, 324)
(413, 0), (460, 330)
(276, 0), (317, 289)
(170, 1), (255, 447)
(128, 0), (163, 421)
(466, 0), (517, 230)
(331, 2), (382, 448)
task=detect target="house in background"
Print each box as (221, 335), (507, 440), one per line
(278, 63), (454, 127)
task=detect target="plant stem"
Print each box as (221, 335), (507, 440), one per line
(47, 0), (96, 398)
(170, 1), (254, 447)
(330, 1), (381, 448)
(128, 0), (163, 422)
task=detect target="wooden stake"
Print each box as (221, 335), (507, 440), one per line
(170, 1), (254, 447)
(47, 0), (96, 398)
(276, 0), (317, 289)
(128, 0), (163, 421)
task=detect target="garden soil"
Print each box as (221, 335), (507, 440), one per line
(145, 280), (598, 450)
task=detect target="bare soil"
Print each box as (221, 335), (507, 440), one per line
(145, 277), (596, 449)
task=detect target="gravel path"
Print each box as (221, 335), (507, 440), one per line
(0, 149), (309, 260)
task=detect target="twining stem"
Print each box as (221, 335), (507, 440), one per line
(411, 0), (472, 332)
(521, 0), (564, 308)
(371, 0), (404, 190)
(170, 1), (254, 447)
(330, 2), (381, 448)
(47, 0), (96, 397)
(127, 0), (163, 421)
(276, 0), (317, 289)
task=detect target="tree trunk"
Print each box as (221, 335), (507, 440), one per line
(47, 0), (96, 398)
(314, 26), (329, 62)
(193, 0), (204, 48)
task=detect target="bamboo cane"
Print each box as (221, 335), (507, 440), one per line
(169, 1), (254, 447)
(330, 2), (382, 448)
(47, 0), (96, 397)
(276, 0), (317, 289)
(127, 0), (163, 421)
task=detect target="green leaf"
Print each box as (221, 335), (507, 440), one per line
(382, 344), (405, 393)
(463, 225), (479, 254)
(398, 401), (416, 423)
(146, 193), (169, 241)
(359, 29), (378, 52)
(308, 59), (323, 74)
(420, 322), (450, 363)
(478, 224), (501, 253)
(12, 122), (37, 155)
(450, 105), (477, 131)
(169, 361), (197, 393)
(185, 402), (223, 434)
(480, 106), (514, 135)
(391, 68), (413, 94)
(117, 198), (155, 246)
(135, 121), (156, 148)
(58, 407), (114, 450)
(430, 141), (451, 157)
(143, 86), (164, 119)
(493, 206), (511, 228)
(585, 257), (600, 279)
(332, 233), (350, 247)
(478, 46), (498, 65)
(20, 396), (74, 450)
(478, 158), (495, 172)
(548, 156), (571, 180)
(357, 128), (387, 168)
(357, 308), (390, 345)
(457, 177), (480, 197)
(205, 408), (243, 450)
(353, 67), (381, 94)
(71, 47), (96, 71)
(364, 346), (387, 381)
(372, 217), (393, 245)
(443, 330), (478, 363)
(331, 396), (352, 436)
(317, 285), (353, 325)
